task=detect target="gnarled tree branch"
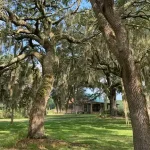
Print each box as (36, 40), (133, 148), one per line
(0, 51), (43, 71)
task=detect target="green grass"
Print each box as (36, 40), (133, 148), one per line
(0, 114), (133, 150)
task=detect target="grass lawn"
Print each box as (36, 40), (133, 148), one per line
(0, 114), (133, 150)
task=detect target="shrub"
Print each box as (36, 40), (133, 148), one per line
(0, 110), (4, 119)
(117, 109), (124, 116)
(0, 110), (24, 119)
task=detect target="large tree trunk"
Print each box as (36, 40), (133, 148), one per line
(54, 99), (59, 114)
(9, 69), (16, 124)
(10, 105), (14, 124)
(109, 87), (117, 116)
(65, 100), (69, 114)
(104, 96), (108, 113)
(58, 100), (62, 113)
(144, 79), (150, 120)
(145, 94), (150, 119)
(105, 73), (117, 116)
(56, 102), (59, 114)
(122, 62), (150, 149)
(27, 48), (54, 139)
(90, 1), (150, 149)
(27, 74), (54, 138)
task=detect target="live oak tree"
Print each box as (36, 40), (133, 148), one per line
(88, 2), (150, 118)
(59, 17), (122, 116)
(52, 38), (95, 113)
(126, 16), (150, 121)
(63, 9), (122, 116)
(67, 36), (121, 116)
(0, 0), (98, 138)
(50, 9), (100, 113)
(89, 0), (150, 149)
(0, 0), (64, 138)
(84, 33), (121, 116)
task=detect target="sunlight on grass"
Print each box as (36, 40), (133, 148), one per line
(0, 120), (28, 149)
(0, 118), (28, 122)
(0, 114), (133, 150)
(45, 116), (133, 150)
(0, 131), (10, 133)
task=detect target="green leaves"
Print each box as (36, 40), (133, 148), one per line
(62, 0), (70, 6)
(116, 0), (127, 7)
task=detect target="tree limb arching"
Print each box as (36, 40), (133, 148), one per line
(0, 51), (43, 71)
(58, 32), (100, 43)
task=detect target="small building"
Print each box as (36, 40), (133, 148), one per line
(83, 101), (109, 114)
(66, 97), (113, 114)
(66, 97), (119, 114)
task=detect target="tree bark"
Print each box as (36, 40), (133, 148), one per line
(145, 94), (150, 120)
(105, 73), (117, 116)
(27, 47), (54, 139)
(57, 99), (61, 113)
(104, 96), (108, 113)
(109, 87), (117, 116)
(10, 105), (14, 124)
(122, 62), (150, 150)
(27, 73), (54, 138)
(65, 100), (69, 114)
(8, 69), (16, 124)
(90, 0), (150, 149)
(56, 102), (59, 114)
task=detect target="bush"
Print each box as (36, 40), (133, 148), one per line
(117, 109), (124, 116)
(14, 111), (24, 119)
(0, 110), (24, 119)
(0, 110), (4, 119)
(3, 111), (11, 118)
(99, 110), (110, 118)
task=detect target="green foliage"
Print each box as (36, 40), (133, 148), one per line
(117, 109), (125, 117)
(117, 100), (124, 111)
(0, 110), (24, 119)
(0, 60), (42, 119)
(0, 110), (4, 118)
(62, 0), (70, 5)
(117, 101), (126, 117)
(47, 98), (55, 109)
(116, 0), (127, 7)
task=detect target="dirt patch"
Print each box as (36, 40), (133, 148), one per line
(16, 138), (68, 149)
(3, 149), (18, 150)
(6, 138), (89, 150)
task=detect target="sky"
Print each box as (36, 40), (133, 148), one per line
(80, 0), (91, 9)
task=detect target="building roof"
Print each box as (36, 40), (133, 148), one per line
(94, 97), (104, 102)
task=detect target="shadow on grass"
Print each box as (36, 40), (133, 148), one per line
(0, 115), (133, 150)
(45, 116), (133, 150)
(0, 120), (28, 148)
